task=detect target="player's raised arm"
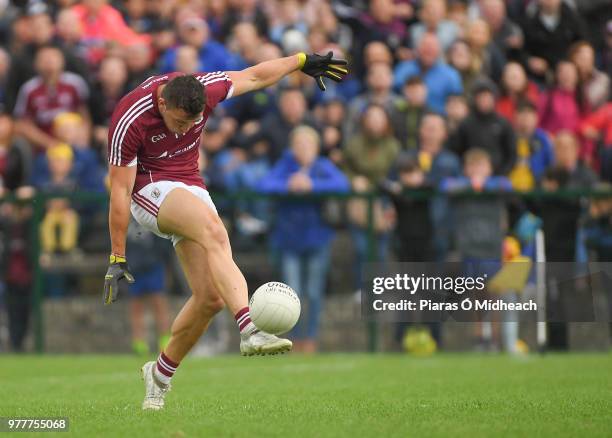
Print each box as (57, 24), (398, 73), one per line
(104, 164), (136, 304)
(227, 51), (348, 97)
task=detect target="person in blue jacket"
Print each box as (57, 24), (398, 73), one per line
(258, 125), (350, 353)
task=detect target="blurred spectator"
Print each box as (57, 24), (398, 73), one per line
(508, 101), (555, 191)
(585, 185), (612, 264)
(5, 6), (88, 112)
(344, 105), (399, 288)
(480, 0), (524, 59)
(536, 165), (579, 350)
(55, 8), (88, 65)
(521, 0), (586, 82)
(39, 143), (79, 255)
(89, 56), (129, 148)
(0, 48), (10, 109)
(383, 156), (435, 260)
(580, 102), (612, 181)
(568, 41), (610, 111)
(602, 21), (612, 79)
(445, 93), (469, 135)
(0, 0), (19, 48)
(391, 76), (430, 150)
(584, 184), (612, 338)
(315, 96), (346, 165)
(394, 32), (463, 114)
(413, 112), (461, 185)
(411, 0), (460, 52)
(363, 41), (393, 67)
(304, 1), (353, 55)
(159, 17), (233, 74)
(123, 0), (157, 34)
(0, 193), (34, 352)
(380, 156), (442, 346)
(345, 62), (400, 138)
(441, 148), (512, 348)
(356, 0), (409, 64)
(413, 112), (461, 260)
(250, 87), (317, 163)
(51, 112), (105, 192)
(0, 113), (31, 193)
(448, 0), (469, 29)
(535, 167), (581, 274)
(175, 45), (200, 75)
(269, 0), (308, 45)
(344, 105), (400, 187)
(538, 60), (585, 135)
(229, 22), (262, 69)
(126, 220), (172, 356)
(465, 18), (506, 83)
(553, 130), (598, 188)
(220, 0), (269, 42)
(450, 78), (517, 175)
(496, 62), (540, 126)
(125, 42), (155, 90)
(258, 125), (349, 353)
(447, 39), (483, 99)
(71, 0), (150, 66)
(13, 45), (90, 152)
(232, 140), (272, 240)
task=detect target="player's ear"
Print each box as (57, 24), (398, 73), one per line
(158, 97), (166, 113)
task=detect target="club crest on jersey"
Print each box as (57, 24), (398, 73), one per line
(151, 133), (167, 143)
(151, 187), (161, 199)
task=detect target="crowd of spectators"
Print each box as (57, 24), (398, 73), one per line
(0, 0), (611, 352)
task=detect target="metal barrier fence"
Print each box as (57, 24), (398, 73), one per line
(1, 188), (611, 353)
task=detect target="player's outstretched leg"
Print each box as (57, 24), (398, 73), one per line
(156, 188), (292, 356)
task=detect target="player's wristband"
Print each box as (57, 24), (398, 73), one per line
(297, 52), (307, 70)
(109, 254), (127, 264)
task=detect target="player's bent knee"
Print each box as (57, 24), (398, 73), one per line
(194, 295), (225, 316)
(198, 219), (229, 251)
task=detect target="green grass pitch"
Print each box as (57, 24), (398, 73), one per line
(2, 353), (611, 437)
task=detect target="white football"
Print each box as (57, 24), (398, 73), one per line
(249, 282), (301, 335)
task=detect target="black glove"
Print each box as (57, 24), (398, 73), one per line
(103, 254), (135, 305)
(298, 51), (349, 91)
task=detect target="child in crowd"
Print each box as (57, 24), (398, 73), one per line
(508, 100), (554, 191)
(445, 93), (469, 135)
(39, 143), (79, 255)
(441, 148), (513, 350)
(391, 76), (429, 150)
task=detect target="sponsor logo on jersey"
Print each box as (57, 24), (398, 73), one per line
(169, 139), (199, 158)
(149, 151), (168, 159)
(151, 133), (167, 143)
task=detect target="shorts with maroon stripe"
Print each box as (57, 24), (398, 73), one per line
(130, 180), (218, 246)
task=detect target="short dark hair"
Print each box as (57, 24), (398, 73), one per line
(516, 99), (537, 114)
(404, 75), (424, 88)
(161, 75), (206, 117)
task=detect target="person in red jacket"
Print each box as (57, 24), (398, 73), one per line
(580, 103), (612, 181)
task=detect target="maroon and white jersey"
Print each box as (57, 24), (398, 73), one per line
(13, 72), (89, 134)
(107, 72), (233, 193)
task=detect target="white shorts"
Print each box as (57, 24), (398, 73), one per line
(131, 181), (218, 246)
